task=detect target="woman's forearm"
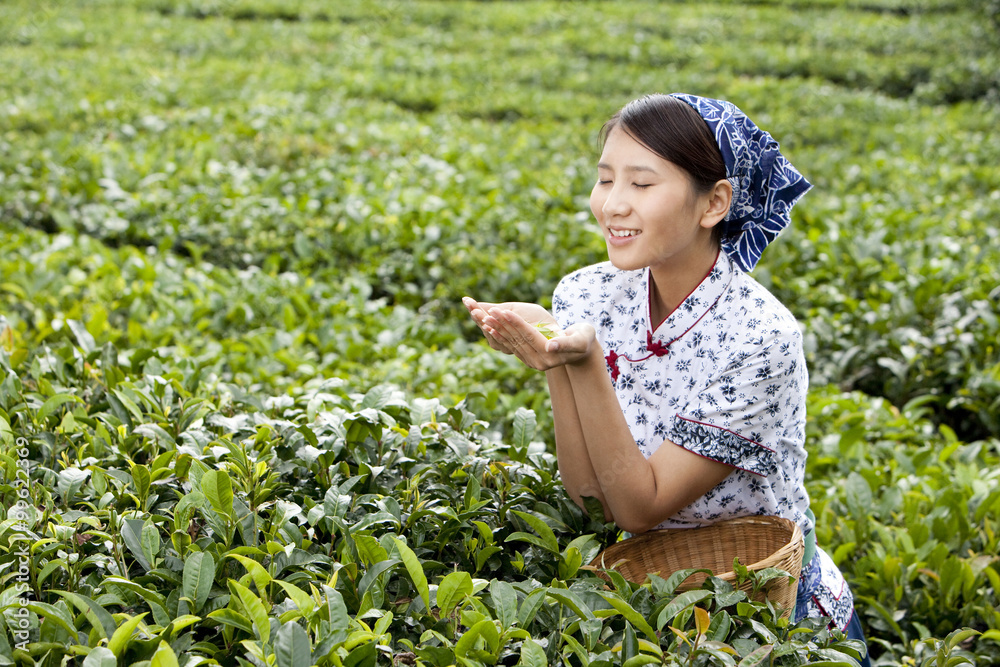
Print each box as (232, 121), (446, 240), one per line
(546, 366), (612, 521)
(562, 349), (660, 531)
(564, 347), (731, 533)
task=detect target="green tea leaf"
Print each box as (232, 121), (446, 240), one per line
(202, 469), (235, 520)
(111, 387), (144, 422)
(207, 608), (254, 635)
(324, 585), (350, 632)
(437, 571), (473, 618)
(344, 641), (377, 667)
(546, 588), (594, 621)
(531, 322), (562, 340)
(844, 471), (872, 518)
(357, 557), (400, 600)
(558, 545), (583, 580)
(82, 647), (117, 667)
(600, 592), (657, 642)
(489, 579), (518, 628)
(0, 412), (12, 447)
(738, 644), (774, 667)
(655, 590), (713, 630)
(108, 612), (148, 658)
(229, 580), (271, 641)
(622, 656), (662, 667)
(275, 580), (315, 616)
(623, 621), (638, 661)
(511, 407), (536, 450)
(455, 618), (500, 657)
(182, 551), (215, 614)
(131, 464), (151, 500)
(518, 638), (547, 667)
(649, 568), (712, 598)
(103, 577), (170, 626)
(174, 491), (207, 531)
(26, 601), (79, 642)
(746, 619), (778, 645)
(508, 510), (559, 554)
(150, 641), (181, 667)
(140, 519), (161, 568)
(36, 393), (83, 424)
(560, 632), (589, 664)
(392, 537), (430, 610)
(275, 621), (312, 667)
(54, 591), (117, 640)
(518, 587), (546, 628)
(945, 628), (980, 650)
(361, 384), (392, 410)
(228, 552), (272, 598)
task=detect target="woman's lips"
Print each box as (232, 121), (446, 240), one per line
(607, 228), (641, 246)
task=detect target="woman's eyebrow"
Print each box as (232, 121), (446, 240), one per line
(597, 162), (659, 174)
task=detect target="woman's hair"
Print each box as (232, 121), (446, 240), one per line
(600, 95), (729, 242)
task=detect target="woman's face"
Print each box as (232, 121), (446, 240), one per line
(590, 126), (719, 276)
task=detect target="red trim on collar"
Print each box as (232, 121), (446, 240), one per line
(647, 247), (722, 332)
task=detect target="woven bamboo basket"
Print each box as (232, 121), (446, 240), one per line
(589, 516), (804, 616)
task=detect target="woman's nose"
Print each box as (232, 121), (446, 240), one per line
(602, 185), (630, 217)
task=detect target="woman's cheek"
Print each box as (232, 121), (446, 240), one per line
(589, 187), (603, 222)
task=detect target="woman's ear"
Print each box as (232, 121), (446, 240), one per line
(700, 179), (733, 229)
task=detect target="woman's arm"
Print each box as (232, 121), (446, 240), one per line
(481, 306), (732, 534)
(546, 366), (612, 521)
(563, 347), (732, 534)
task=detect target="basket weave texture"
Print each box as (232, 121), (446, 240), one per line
(589, 516), (804, 615)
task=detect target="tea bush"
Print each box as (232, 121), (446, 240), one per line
(0, 343), (878, 666)
(1, 0), (998, 665)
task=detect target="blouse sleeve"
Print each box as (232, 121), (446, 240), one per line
(552, 277), (571, 330)
(667, 325), (807, 478)
(551, 269), (587, 331)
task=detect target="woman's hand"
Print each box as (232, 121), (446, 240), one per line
(463, 297), (597, 371)
(463, 297), (555, 354)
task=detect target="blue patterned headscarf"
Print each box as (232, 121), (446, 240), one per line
(670, 93), (811, 272)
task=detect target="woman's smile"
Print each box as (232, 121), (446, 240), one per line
(608, 227), (642, 242)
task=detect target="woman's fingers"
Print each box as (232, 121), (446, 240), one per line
(463, 297), (514, 354)
(489, 308), (538, 346)
(462, 297), (486, 325)
(483, 325), (513, 354)
(462, 297), (497, 318)
(486, 308), (559, 369)
(546, 323), (595, 355)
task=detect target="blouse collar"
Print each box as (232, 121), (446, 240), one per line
(646, 250), (735, 344)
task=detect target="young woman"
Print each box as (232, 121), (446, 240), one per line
(463, 93), (870, 662)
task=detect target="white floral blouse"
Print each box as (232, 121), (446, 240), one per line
(552, 250), (854, 629)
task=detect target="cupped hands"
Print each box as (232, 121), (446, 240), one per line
(462, 297), (597, 371)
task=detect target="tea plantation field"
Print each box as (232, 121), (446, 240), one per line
(1, 0), (998, 665)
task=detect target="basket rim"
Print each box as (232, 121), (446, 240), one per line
(590, 515), (805, 581)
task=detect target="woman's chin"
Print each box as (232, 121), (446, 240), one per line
(605, 250), (648, 272)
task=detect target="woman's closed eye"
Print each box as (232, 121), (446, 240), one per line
(596, 180), (651, 189)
